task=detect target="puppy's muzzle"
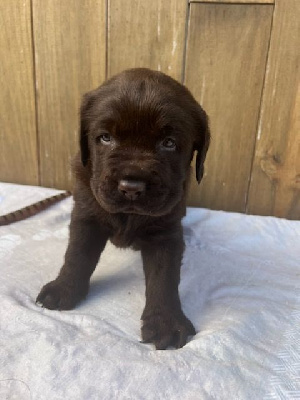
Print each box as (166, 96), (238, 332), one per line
(118, 179), (146, 201)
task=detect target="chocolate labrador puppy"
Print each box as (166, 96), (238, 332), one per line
(37, 68), (210, 349)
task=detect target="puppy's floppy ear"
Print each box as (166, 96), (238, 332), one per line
(193, 106), (210, 184)
(79, 92), (94, 166)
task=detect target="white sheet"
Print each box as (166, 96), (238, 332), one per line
(0, 182), (299, 400)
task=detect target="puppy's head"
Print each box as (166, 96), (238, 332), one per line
(80, 68), (210, 216)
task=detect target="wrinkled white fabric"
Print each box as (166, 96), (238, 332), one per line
(0, 182), (299, 400)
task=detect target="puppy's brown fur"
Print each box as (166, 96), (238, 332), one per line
(37, 68), (210, 349)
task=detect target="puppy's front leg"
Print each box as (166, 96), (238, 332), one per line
(36, 210), (108, 310)
(141, 231), (195, 350)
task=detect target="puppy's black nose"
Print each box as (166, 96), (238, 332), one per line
(118, 179), (146, 201)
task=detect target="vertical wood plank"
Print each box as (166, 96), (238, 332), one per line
(190, 0), (274, 4)
(33, 0), (106, 190)
(108, 0), (187, 81)
(185, 4), (273, 212)
(247, 0), (300, 219)
(0, 0), (38, 185)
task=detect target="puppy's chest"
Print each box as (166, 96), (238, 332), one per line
(108, 215), (148, 249)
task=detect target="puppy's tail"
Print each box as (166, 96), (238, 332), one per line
(0, 191), (72, 226)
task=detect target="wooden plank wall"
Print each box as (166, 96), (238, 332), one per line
(185, 3), (273, 213)
(247, 0), (300, 219)
(33, 0), (106, 189)
(0, 0), (299, 219)
(108, 0), (187, 81)
(0, 0), (38, 185)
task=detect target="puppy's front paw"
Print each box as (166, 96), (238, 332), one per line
(141, 309), (196, 350)
(36, 279), (88, 311)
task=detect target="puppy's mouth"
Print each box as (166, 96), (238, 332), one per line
(99, 201), (173, 217)
(91, 178), (180, 216)
(97, 191), (170, 216)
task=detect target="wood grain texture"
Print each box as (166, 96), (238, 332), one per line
(247, 0), (300, 219)
(108, 0), (186, 81)
(185, 3), (273, 212)
(33, 0), (106, 190)
(0, 0), (38, 185)
(190, 0), (274, 4)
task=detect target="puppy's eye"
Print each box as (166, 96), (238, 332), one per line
(161, 137), (176, 150)
(96, 134), (111, 144)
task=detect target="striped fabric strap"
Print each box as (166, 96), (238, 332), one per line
(0, 191), (72, 226)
